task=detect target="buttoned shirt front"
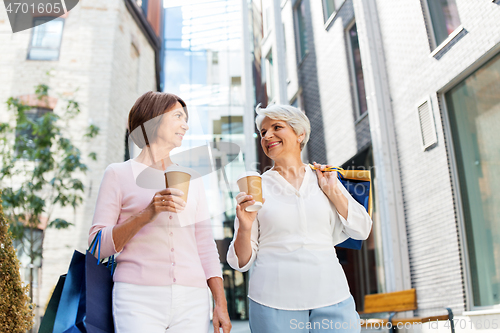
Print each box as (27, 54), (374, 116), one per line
(227, 165), (372, 310)
(89, 159), (222, 287)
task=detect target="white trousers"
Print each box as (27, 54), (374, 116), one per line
(112, 282), (210, 333)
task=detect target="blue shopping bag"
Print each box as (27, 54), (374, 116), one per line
(38, 275), (66, 333)
(309, 164), (373, 250)
(85, 233), (115, 333)
(48, 231), (115, 333)
(335, 170), (372, 250)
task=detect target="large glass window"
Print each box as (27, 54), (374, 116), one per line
(164, 1), (248, 319)
(426, 0), (461, 47)
(28, 18), (64, 61)
(322, 0), (345, 22)
(295, 0), (308, 61)
(347, 22), (368, 117)
(446, 53), (500, 307)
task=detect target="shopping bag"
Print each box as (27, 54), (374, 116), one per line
(335, 169), (372, 250)
(84, 232), (115, 333)
(52, 250), (86, 333)
(310, 165), (373, 250)
(47, 231), (114, 333)
(38, 275), (66, 333)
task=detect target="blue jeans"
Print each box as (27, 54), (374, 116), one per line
(249, 296), (360, 333)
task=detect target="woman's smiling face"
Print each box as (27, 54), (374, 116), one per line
(260, 116), (303, 160)
(156, 101), (189, 149)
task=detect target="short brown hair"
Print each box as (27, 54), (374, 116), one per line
(128, 91), (187, 148)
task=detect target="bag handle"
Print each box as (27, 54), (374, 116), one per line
(89, 230), (102, 260)
(88, 231), (99, 253)
(308, 163), (345, 179)
(89, 231), (105, 264)
(89, 231), (116, 274)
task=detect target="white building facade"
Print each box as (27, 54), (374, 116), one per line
(250, 0), (500, 330)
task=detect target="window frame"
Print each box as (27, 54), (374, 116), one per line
(421, 0), (462, 52)
(265, 50), (275, 103)
(27, 17), (65, 61)
(345, 20), (368, 120)
(293, 0), (309, 63)
(438, 49), (500, 311)
(322, 0), (345, 24)
(263, 3), (273, 37)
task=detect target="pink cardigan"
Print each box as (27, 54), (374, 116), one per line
(89, 160), (222, 287)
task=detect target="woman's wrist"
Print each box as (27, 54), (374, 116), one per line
(326, 185), (342, 198)
(137, 207), (155, 226)
(236, 225), (252, 236)
(326, 187), (349, 219)
(214, 298), (228, 307)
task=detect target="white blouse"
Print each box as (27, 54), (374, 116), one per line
(226, 165), (372, 310)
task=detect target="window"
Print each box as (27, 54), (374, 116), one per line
(15, 107), (52, 157)
(28, 18), (64, 61)
(282, 23), (289, 82)
(322, 0), (345, 22)
(263, 4), (272, 35)
(290, 92), (303, 110)
(213, 116), (244, 136)
(137, 0), (148, 14)
(295, 0), (308, 61)
(230, 77), (242, 105)
(445, 52), (500, 307)
(425, 0), (461, 47)
(347, 23), (368, 117)
(265, 51), (275, 101)
(13, 227), (43, 287)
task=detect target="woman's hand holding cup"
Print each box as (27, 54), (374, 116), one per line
(145, 188), (186, 221)
(235, 192), (264, 231)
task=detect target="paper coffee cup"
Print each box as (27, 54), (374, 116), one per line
(237, 172), (263, 212)
(164, 170), (191, 202)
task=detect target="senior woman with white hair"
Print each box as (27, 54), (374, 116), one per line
(226, 104), (372, 333)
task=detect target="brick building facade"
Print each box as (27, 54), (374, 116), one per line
(251, 0), (500, 330)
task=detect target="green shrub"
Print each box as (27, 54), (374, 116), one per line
(0, 194), (34, 332)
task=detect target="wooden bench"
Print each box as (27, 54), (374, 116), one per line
(360, 289), (455, 332)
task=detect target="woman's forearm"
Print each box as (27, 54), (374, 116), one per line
(327, 186), (349, 220)
(207, 277), (227, 306)
(234, 228), (253, 268)
(112, 209), (153, 252)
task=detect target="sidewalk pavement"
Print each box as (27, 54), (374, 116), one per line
(209, 320), (250, 333)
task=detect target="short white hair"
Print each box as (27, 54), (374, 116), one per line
(255, 104), (311, 150)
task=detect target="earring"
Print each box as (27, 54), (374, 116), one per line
(298, 139), (302, 143)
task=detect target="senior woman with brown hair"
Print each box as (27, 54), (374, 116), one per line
(227, 104), (372, 333)
(89, 91), (231, 333)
